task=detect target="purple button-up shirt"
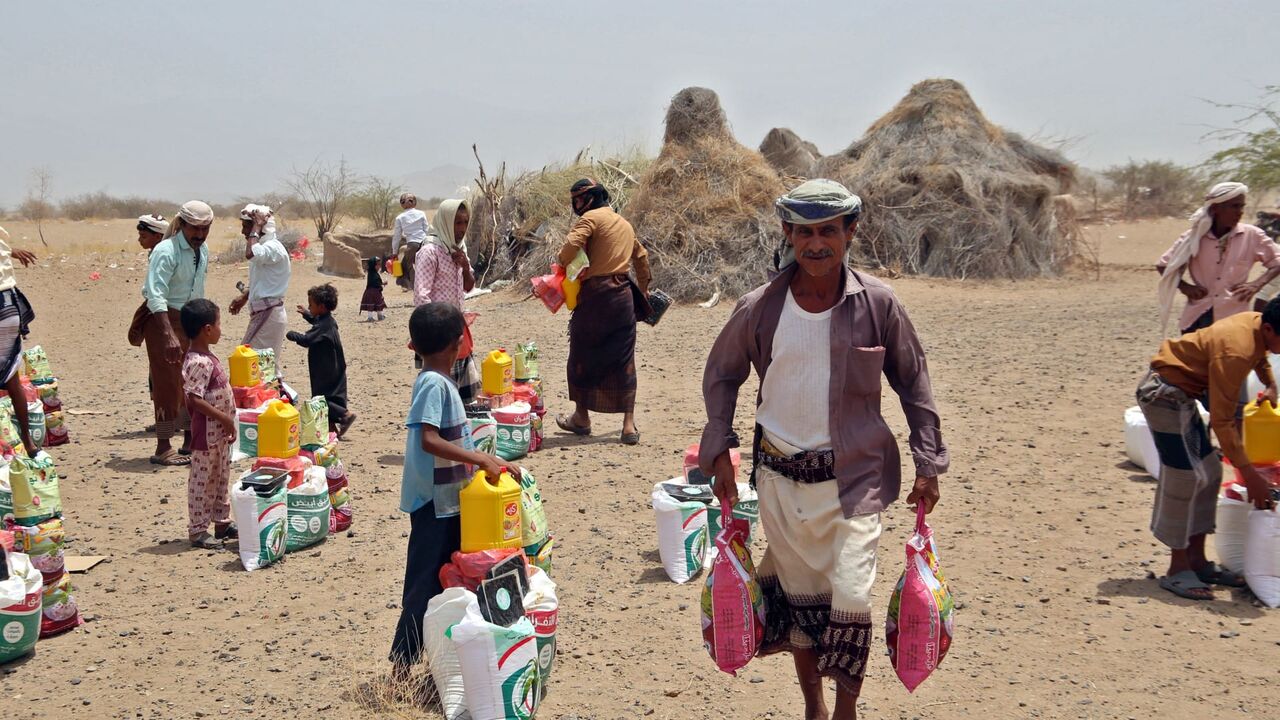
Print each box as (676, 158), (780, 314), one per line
(699, 265), (948, 518)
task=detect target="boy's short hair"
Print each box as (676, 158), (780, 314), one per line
(1264, 297), (1280, 333)
(410, 303), (464, 356)
(180, 298), (219, 340)
(308, 283), (339, 311)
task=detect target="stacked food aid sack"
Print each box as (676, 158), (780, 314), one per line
(653, 445), (755, 583)
(1, 532), (44, 663)
(3, 452), (81, 638)
(472, 344), (548, 461)
(426, 467), (558, 718)
(229, 382), (351, 571)
(1228, 400), (1280, 606)
(23, 347), (68, 447)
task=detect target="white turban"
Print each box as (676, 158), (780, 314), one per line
(1157, 181), (1249, 333)
(136, 214), (169, 235)
(239, 203), (277, 234)
(165, 200), (214, 239)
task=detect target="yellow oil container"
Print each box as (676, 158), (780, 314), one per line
(229, 345), (262, 388)
(460, 468), (523, 552)
(257, 400), (300, 459)
(391, 257), (403, 277)
(562, 276), (581, 311)
(482, 349), (514, 397)
(1244, 399), (1280, 464)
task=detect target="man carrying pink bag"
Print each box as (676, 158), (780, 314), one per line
(700, 180), (949, 718)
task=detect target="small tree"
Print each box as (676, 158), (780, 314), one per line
(285, 158), (357, 241)
(1102, 160), (1200, 218)
(20, 168), (54, 246)
(353, 175), (404, 230)
(1205, 86), (1280, 194)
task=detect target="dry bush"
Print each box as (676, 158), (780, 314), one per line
(817, 78), (1077, 279)
(1100, 160), (1201, 219)
(760, 127), (822, 178)
(60, 192), (178, 221)
(353, 176), (406, 230)
(626, 87), (786, 300)
(467, 147), (652, 287)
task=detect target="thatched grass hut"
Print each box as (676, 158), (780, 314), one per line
(760, 127), (822, 178)
(817, 78), (1077, 278)
(626, 87), (786, 300)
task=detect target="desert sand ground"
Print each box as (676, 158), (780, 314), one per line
(0, 217), (1276, 720)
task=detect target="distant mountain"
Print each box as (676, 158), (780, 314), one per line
(397, 164), (475, 201)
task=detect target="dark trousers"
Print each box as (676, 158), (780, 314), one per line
(389, 504), (461, 665)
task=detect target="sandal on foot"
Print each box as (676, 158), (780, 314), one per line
(1159, 570), (1214, 600)
(214, 523), (238, 541)
(1196, 562), (1247, 588)
(555, 414), (592, 436)
(337, 413), (358, 440)
(189, 532), (220, 549)
(620, 430), (641, 445)
(150, 449), (191, 466)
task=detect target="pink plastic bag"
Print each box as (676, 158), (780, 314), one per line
(700, 514), (764, 675)
(530, 265), (566, 314)
(886, 504), (954, 692)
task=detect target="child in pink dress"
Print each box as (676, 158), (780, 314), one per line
(180, 299), (238, 548)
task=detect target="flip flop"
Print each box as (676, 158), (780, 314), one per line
(189, 532), (220, 549)
(555, 414), (592, 436)
(1196, 562), (1247, 588)
(214, 522), (238, 541)
(1159, 569), (1214, 600)
(150, 449), (191, 466)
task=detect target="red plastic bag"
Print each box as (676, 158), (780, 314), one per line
(886, 504), (954, 692)
(439, 548), (527, 592)
(531, 265), (567, 314)
(700, 514), (764, 675)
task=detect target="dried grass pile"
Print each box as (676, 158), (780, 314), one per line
(816, 78), (1078, 279)
(467, 148), (651, 286)
(626, 87), (786, 300)
(760, 128), (822, 178)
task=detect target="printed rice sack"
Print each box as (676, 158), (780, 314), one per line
(448, 611), (542, 720)
(886, 505), (955, 692)
(254, 348), (277, 383)
(495, 403), (531, 462)
(43, 411), (67, 447)
(9, 451), (59, 526)
(516, 467), (548, 549)
(0, 407), (25, 459)
(471, 415), (498, 456)
(652, 481), (709, 584)
(21, 347), (53, 384)
(700, 516), (764, 675)
(298, 396), (329, 449)
(325, 462), (352, 533)
(523, 567), (558, 699)
(1215, 481), (1251, 573)
(231, 480), (288, 571)
(14, 517), (65, 579)
(0, 464), (12, 527)
(0, 549), (42, 663)
(36, 380), (61, 412)
(1244, 508), (1280, 607)
(425, 587), (481, 720)
(39, 570), (80, 638)
(286, 466), (331, 552)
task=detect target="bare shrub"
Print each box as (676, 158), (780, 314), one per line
(286, 158), (357, 241)
(1101, 160), (1201, 219)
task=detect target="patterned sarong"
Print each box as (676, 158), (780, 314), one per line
(1135, 370), (1221, 549)
(567, 274), (637, 414)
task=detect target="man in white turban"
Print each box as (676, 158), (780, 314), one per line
(1157, 182), (1280, 335)
(229, 204), (291, 378)
(140, 200), (213, 465)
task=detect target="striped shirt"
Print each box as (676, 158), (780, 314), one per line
(401, 370), (473, 516)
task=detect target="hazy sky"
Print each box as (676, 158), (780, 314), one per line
(2, 0), (1277, 207)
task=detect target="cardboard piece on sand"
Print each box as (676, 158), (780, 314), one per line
(64, 556), (108, 573)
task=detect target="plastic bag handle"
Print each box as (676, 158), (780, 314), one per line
(914, 502), (928, 533)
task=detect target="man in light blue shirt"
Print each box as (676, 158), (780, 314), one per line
(140, 200), (212, 466)
(229, 204), (291, 377)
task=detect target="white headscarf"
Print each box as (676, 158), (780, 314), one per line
(1157, 182), (1249, 333)
(137, 214), (169, 235)
(239, 203), (277, 234)
(427, 199), (468, 252)
(164, 200), (215, 239)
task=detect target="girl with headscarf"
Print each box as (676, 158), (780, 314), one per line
(0, 226), (40, 456)
(413, 199), (480, 401)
